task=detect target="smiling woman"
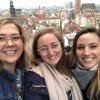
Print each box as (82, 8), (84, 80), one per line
(69, 27), (100, 100)
(0, 18), (25, 100)
(24, 27), (83, 100)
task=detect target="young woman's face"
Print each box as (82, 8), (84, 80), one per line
(76, 33), (100, 68)
(0, 23), (23, 65)
(37, 33), (62, 65)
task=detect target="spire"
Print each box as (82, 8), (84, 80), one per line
(9, 0), (16, 17)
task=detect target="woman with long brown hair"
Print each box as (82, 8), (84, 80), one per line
(24, 27), (83, 100)
(70, 27), (100, 100)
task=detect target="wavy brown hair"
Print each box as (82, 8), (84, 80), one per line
(32, 27), (72, 77)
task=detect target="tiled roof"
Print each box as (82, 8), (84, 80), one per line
(81, 3), (96, 10)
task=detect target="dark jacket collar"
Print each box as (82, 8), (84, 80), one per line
(0, 69), (17, 82)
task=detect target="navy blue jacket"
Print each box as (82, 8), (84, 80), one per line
(24, 71), (49, 100)
(0, 69), (24, 100)
(24, 71), (72, 100)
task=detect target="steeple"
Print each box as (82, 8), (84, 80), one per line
(9, 0), (16, 17)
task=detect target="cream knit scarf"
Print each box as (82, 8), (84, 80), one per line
(40, 62), (83, 100)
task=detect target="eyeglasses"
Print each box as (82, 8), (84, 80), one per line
(37, 42), (61, 55)
(0, 34), (22, 43)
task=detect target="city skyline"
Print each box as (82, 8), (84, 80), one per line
(1, 0), (100, 9)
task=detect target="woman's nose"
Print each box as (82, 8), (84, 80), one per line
(84, 47), (91, 55)
(6, 39), (14, 46)
(47, 47), (54, 54)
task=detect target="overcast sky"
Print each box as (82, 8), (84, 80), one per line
(1, 0), (100, 9)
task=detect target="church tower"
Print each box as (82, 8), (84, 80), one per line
(75, 0), (81, 13)
(9, 0), (16, 17)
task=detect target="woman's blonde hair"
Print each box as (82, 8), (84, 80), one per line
(0, 18), (25, 69)
(87, 62), (100, 99)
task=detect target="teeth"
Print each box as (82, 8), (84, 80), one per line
(5, 50), (16, 55)
(83, 58), (93, 61)
(49, 56), (55, 60)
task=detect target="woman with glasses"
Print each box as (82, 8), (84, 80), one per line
(24, 27), (83, 100)
(0, 18), (25, 100)
(69, 27), (100, 100)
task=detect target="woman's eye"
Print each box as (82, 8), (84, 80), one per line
(12, 35), (21, 40)
(77, 45), (85, 50)
(39, 47), (48, 52)
(90, 45), (97, 49)
(51, 44), (58, 48)
(0, 36), (5, 42)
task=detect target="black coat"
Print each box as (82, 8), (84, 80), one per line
(24, 71), (72, 100)
(24, 71), (49, 100)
